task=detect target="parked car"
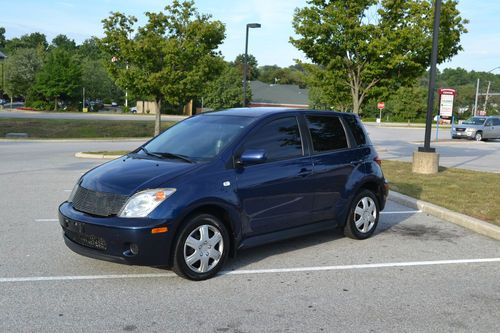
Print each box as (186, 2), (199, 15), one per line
(452, 116), (500, 141)
(59, 108), (388, 280)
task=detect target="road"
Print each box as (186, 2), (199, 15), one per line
(0, 140), (498, 332)
(0, 109), (186, 122)
(365, 124), (500, 173)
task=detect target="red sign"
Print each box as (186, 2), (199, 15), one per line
(438, 88), (456, 96)
(377, 102), (385, 110)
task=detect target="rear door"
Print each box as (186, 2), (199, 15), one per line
(493, 118), (500, 138)
(483, 118), (495, 139)
(234, 116), (314, 236)
(305, 114), (365, 223)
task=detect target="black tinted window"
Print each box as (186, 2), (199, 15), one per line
(344, 115), (367, 146)
(243, 117), (303, 161)
(306, 115), (348, 152)
(492, 118), (500, 126)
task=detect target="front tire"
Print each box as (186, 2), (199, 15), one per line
(475, 132), (483, 141)
(344, 190), (380, 240)
(172, 214), (229, 281)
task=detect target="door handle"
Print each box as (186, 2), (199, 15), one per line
(298, 168), (312, 177)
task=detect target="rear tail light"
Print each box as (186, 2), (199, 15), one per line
(374, 156), (382, 166)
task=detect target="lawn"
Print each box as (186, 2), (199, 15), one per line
(382, 160), (500, 226)
(0, 118), (175, 138)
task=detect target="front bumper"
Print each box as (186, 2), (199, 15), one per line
(452, 129), (473, 138)
(59, 202), (174, 266)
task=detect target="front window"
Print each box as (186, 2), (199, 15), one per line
(143, 115), (254, 161)
(463, 117), (486, 125)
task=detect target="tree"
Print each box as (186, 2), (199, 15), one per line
(81, 59), (123, 102)
(99, 0), (225, 135)
(78, 37), (105, 60)
(32, 49), (81, 110)
(0, 27), (5, 49)
(233, 54), (259, 80)
(304, 63), (351, 111)
(386, 85), (427, 121)
(50, 34), (77, 51)
(5, 32), (48, 53)
(203, 63), (246, 110)
(291, 0), (468, 114)
(4, 48), (43, 101)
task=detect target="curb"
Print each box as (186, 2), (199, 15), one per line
(389, 191), (500, 241)
(75, 152), (123, 159)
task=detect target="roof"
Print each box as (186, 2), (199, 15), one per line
(249, 81), (309, 106)
(202, 107), (347, 119)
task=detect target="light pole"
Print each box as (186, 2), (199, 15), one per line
(243, 23), (261, 107)
(0, 51), (6, 102)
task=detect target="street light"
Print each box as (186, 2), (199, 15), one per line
(243, 23), (261, 107)
(0, 51), (6, 102)
(475, 66), (499, 116)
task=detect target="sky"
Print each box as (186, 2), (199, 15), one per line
(2, 0), (500, 72)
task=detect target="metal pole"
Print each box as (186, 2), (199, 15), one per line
(82, 87), (85, 112)
(483, 81), (491, 114)
(473, 78), (480, 116)
(243, 25), (249, 107)
(420, 0), (441, 153)
(125, 63), (129, 109)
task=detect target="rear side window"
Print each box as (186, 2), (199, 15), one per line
(492, 118), (500, 126)
(242, 117), (303, 161)
(344, 115), (367, 146)
(306, 115), (348, 152)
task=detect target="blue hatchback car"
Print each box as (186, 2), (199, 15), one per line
(59, 108), (388, 280)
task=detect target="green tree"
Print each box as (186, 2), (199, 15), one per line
(386, 85), (427, 121)
(233, 54), (259, 80)
(99, 0), (225, 135)
(81, 59), (123, 102)
(304, 63), (351, 111)
(203, 63), (245, 110)
(291, 0), (468, 114)
(78, 37), (104, 60)
(5, 32), (48, 53)
(50, 34), (77, 51)
(4, 48), (43, 101)
(0, 27), (5, 49)
(32, 49), (81, 110)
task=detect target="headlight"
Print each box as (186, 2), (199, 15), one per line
(465, 128), (475, 132)
(118, 188), (176, 218)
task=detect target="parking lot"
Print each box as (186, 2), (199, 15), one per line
(0, 138), (499, 332)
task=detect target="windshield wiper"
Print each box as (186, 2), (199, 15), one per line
(153, 152), (194, 163)
(138, 146), (164, 159)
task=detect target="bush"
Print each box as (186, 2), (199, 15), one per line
(103, 97), (112, 104)
(29, 100), (52, 111)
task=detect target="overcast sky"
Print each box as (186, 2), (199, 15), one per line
(2, 0), (500, 72)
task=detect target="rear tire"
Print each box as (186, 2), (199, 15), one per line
(172, 214), (229, 281)
(344, 190), (380, 240)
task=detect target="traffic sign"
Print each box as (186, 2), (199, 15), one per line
(377, 102), (385, 110)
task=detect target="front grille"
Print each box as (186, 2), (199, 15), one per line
(65, 229), (107, 251)
(456, 128), (465, 132)
(72, 185), (128, 217)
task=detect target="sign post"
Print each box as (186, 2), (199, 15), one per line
(377, 102), (385, 124)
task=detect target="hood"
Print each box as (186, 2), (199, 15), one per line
(455, 124), (482, 129)
(80, 155), (200, 195)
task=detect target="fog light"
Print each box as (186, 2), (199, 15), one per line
(130, 243), (139, 255)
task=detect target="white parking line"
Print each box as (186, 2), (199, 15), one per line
(381, 210), (422, 214)
(1, 258), (498, 283)
(34, 219), (59, 222)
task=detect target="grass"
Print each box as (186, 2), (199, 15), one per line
(0, 118), (175, 139)
(82, 150), (131, 156)
(383, 160), (500, 226)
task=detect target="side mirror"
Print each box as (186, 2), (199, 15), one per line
(237, 149), (267, 166)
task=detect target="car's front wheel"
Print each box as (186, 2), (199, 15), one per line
(475, 131), (483, 141)
(344, 190), (380, 240)
(172, 214), (229, 280)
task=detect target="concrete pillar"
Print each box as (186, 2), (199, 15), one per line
(412, 151), (439, 174)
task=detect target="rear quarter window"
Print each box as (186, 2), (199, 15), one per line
(344, 115), (367, 146)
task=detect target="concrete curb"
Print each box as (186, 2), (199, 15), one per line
(75, 152), (123, 159)
(389, 191), (500, 241)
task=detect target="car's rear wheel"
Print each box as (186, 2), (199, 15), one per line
(172, 214), (229, 280)
(344, 190), (380, 240)
(475, 131), (483, 141)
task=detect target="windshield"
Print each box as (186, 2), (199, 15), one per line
(142, 114), (255, 161)
(463, 117), (486, 125)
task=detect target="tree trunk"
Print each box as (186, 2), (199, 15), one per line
(154, 99), (161, 136)
(54, 97), (58, 111)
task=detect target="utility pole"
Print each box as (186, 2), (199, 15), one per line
(483, 81), (491, 114)
(473, 78), (480, 116)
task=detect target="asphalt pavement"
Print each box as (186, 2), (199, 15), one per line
(0, 140), (498, 332)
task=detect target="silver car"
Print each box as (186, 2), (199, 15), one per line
(452, 116), (500, 141)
